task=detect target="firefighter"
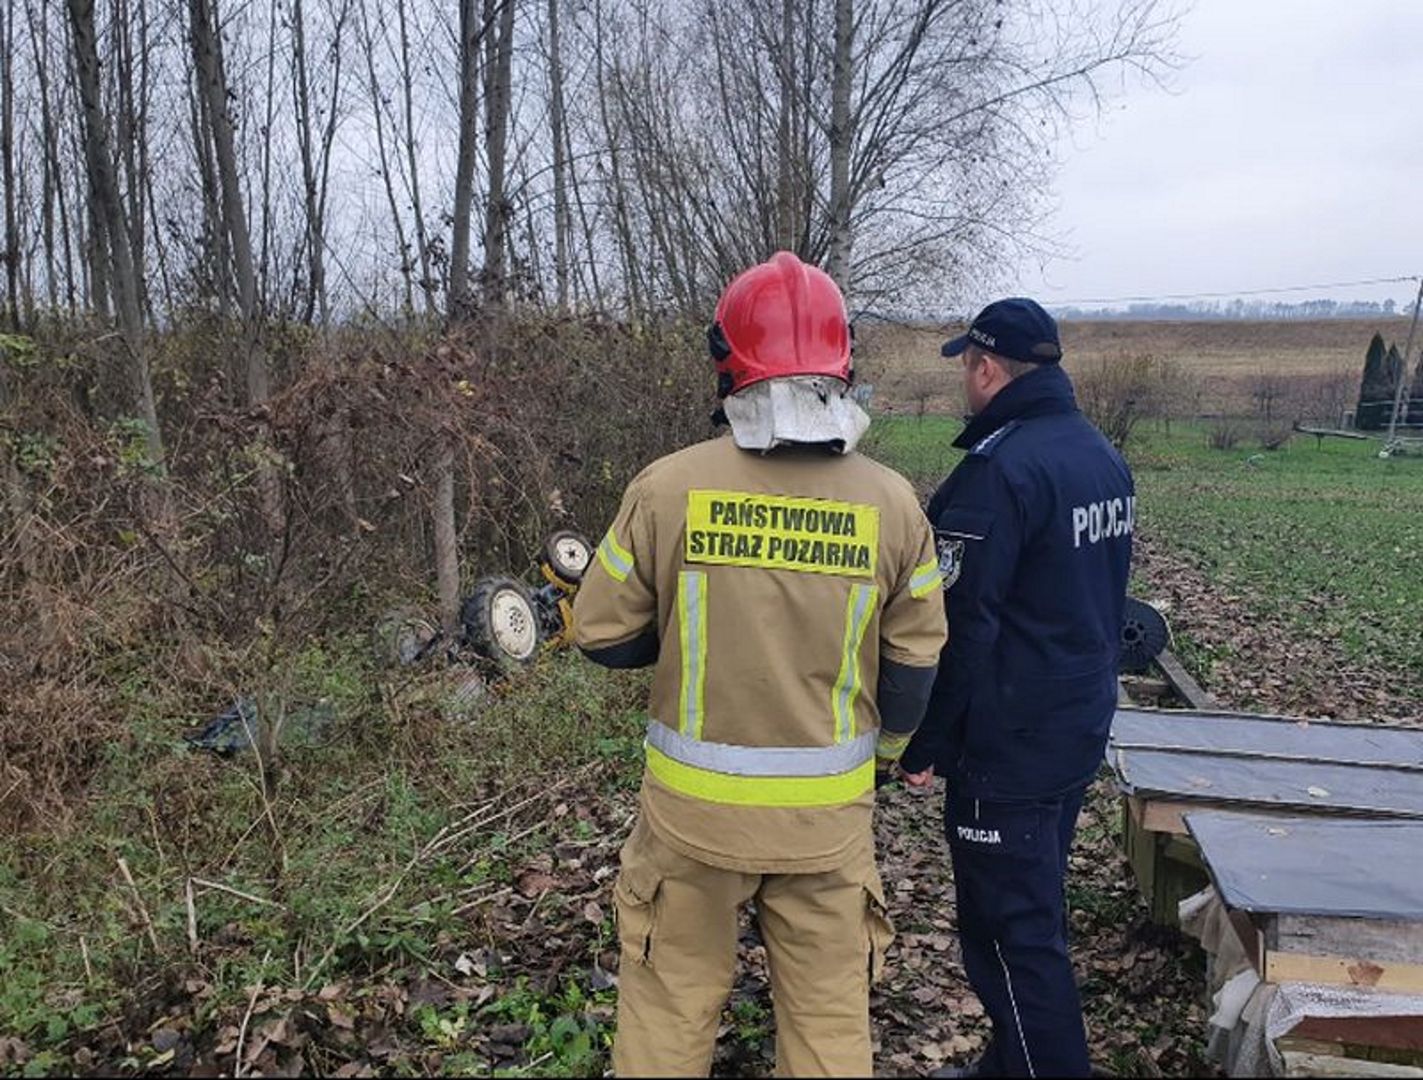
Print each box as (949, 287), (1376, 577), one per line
(573, 252), (948, 1077)
(898, 298), (1135, 1078)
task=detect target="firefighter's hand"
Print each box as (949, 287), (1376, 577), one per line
(874, 764), (898, 790)
(899, 764), (935, 789)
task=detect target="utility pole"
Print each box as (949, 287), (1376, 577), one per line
(1385, 277), (1423, 445)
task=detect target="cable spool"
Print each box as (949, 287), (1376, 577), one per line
(1120, 597), (1170, 674)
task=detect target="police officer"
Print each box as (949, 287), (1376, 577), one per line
(573, 252), (948, 1077)
(899, 298), (1134, 1079)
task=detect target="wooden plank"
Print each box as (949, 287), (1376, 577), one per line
(1275, 914), (1423, 967)
(1123, 797), (1160, 910)
(1264, 950), (1423, 994)
(1119, 675), (1171, 700)
(1281, 1050), (1423, 1078)
(1134, 796), (1364, 836)
(1139, 798), (1193, 834)
(1230, 908), (1265, 973)
(1154, 648), (1216, 710)
(1290, 1017), (1423, 1054)
(1121, 795), (1208, 926)
(1293, 424), (1373, 442)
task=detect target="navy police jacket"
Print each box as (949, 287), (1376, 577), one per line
(900, 363), (1134, 799)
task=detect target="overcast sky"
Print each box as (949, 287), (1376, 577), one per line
(1011, 0), (1423, 311)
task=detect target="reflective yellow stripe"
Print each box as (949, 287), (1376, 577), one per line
(678, 571), (708, 738)
(597, 530), (634, 582)
(831, 584), (877, 743)
(646, 744), (875, 807)
(909, 559), (942, 598)
(875, 730), (912, 763)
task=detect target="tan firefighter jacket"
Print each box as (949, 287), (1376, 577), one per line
(573, 435), (947, 873)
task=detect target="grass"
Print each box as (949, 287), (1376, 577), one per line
(862, 415), (1423, 707)
(1130, 428), (1423, 695)
(0, 640), (650, 1072)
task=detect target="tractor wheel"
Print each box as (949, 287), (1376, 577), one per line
(542, 530), (594, 586)
(461, 577), (543, 667)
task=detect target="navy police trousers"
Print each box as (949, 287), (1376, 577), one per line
(946, 785), (1091, 1078)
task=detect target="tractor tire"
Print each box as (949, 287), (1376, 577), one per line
(461, 576), (543, 667)
(542, 529), (595, 586)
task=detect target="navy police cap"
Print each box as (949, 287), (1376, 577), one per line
(941, 297), (1063, 364)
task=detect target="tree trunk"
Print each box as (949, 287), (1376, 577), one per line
(67, 0), (164, 472)
(547, 0), (570, 310)
(358, 0), (415, 317)
(112, 0), (148, 319)
(0, 0), (21, 329)
(432, 437), (460, 634)
(189, 0), (267, 393)
(480, 0), (516, 304)
(291, 0), (329, 325)
(774, 0), (795, 252)
(187, 52), (229, 314)
(395, 0), (436, 318)
(25, 0), (64, 313)
(826, 0), (854, 289)
(448, 0), (480, 322)
(189, 0), (282, 545)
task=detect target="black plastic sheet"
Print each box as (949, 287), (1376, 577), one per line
(1113, 708), (1423, 767)
(1184, 811), (1423, 920)
(1109, 708), (1423, 818)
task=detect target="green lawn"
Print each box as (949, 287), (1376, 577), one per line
(862, 416), (1423, 703)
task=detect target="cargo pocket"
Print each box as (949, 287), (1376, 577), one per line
(863, 873), (895, 985)
(613, 859), (663, 969)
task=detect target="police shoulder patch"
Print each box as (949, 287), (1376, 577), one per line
(935, 535), (965, 591)
(968, 420), (1022, 457)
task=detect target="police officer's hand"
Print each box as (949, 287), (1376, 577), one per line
(898, 764), (935, 789)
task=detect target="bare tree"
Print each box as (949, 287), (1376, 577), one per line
(189, 0), (284, 546)
(825, 0), (852, 286)
(395, 0), (438, 317)
(448, 0), (481, 321)
(546, 0), (571, 308)
(291, 0), (349, 325)
(67, 0), (163, 470)
(480, 0), (516, 303)
(0, 0), (21, 328)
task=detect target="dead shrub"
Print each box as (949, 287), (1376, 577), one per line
(1256, 421), (1294, 450)
(1074, 353), (1175, 448)
(0, 312), (715, 830)
(0, 679), (124, 830)
(1207, 417), (1245, 450)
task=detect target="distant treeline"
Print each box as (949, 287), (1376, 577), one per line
(1053, 299), (1404, 321)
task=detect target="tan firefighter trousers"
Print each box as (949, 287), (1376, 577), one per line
(610, 818), (894, 1078)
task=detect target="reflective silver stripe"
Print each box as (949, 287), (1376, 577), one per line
(678, 571), (707, 737)
(832, 584), (877, 743)
(909, 565), (942, 597)
(597, 532), (633, 581)
(647, 721), (876, 777)
(995, 939), (1037, 1078)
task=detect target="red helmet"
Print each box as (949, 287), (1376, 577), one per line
(708, 252), (852, 398)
